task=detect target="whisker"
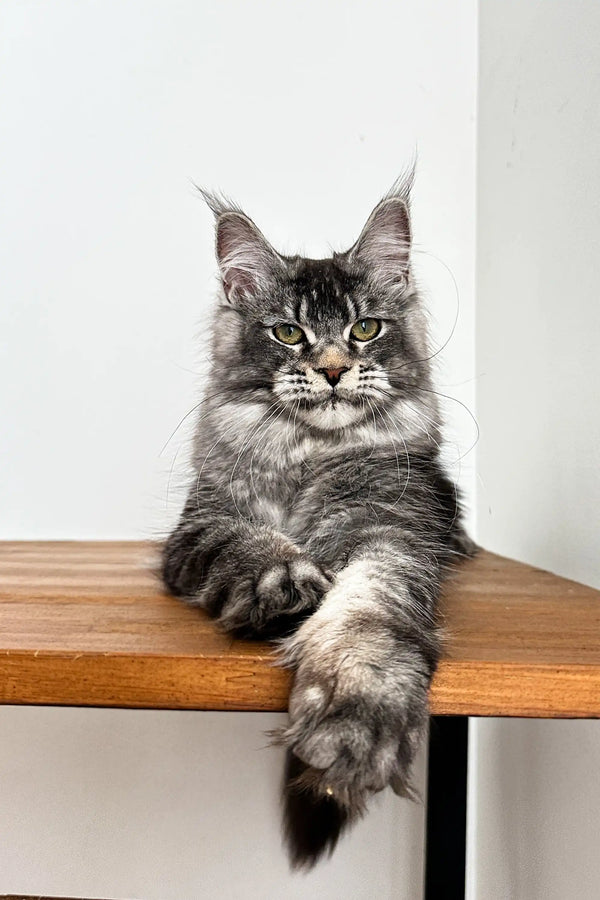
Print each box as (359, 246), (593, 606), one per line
(247, 405), (288, 508)
(166, 440), (186, 511)
(379, 406), (411, 505)
(368, 399), (403, 501)
(404, 384), (480, 461)
(159, 384), (261, 456)
(364, 395), (379, 462)
(194, 416), (246, 512)
(228, 402), (282, 517)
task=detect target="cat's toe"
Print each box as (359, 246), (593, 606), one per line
(250, 557), (332, 637)
(286, 557), (333, 607)
(286, 695), (399, 804)
(219, 556), (331, 639)
(282, 651), (428, 809)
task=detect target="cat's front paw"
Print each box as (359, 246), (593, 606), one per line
(279, 614), (430, 811)
(219, 555), (332, 639)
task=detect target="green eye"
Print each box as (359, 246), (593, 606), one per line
(350, 318), (381, 342)
(273, 324), (305, 345)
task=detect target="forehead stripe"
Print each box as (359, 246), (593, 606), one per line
(345, 292), (359, 322)
(299, 295), (309, 323)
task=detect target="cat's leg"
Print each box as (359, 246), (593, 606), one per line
(162, 514), (332, 638)
(279, 530), (442, 865)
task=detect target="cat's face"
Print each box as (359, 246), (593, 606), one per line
(208, 190), (433, 434)
(251, 257), (414, 431)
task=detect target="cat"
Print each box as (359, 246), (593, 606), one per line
(162, 172), (474, 868)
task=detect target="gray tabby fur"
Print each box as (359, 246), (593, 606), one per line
(162, 174), (475, 867)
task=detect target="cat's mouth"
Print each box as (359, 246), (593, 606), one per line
(322, 388), (364, 408)
(298, 393), (365, 430)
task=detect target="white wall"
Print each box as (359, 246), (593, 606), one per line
(0, 708), (427, 899)
(473, 2), (600, 897)
(0, 0), (477, 542)
(0, 1), (477, 897)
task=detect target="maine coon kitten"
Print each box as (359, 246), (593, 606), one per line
(162, 175), (474, 868)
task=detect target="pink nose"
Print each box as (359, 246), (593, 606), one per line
(318, 366), (349, 388)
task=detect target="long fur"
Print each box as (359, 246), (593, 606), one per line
(162, 174), (474, 868)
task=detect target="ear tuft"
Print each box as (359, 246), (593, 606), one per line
(214, 210), (282, 304)
(349, 196), (412, 285)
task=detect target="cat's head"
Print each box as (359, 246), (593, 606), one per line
(204, 181), (435, 435)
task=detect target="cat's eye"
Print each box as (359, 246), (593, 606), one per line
(273, 324), (305, 345)
(350, 318), (381, 342)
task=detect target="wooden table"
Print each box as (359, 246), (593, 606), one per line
(1, 541), (599, 900)
(1, 541), (599, 716)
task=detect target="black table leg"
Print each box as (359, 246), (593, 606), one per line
(424, 716), (469, 900)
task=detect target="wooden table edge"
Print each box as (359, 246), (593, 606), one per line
(2, 652), (599, 717)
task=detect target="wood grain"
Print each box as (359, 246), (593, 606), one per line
(1, 542), (599, 717)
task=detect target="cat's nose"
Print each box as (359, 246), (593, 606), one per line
(317, 366), (349, 388)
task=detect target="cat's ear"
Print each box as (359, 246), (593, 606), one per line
(347, 197), (412, 286)
(214, 211), (283, 305)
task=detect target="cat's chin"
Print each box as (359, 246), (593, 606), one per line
(299, 400), (364, 431)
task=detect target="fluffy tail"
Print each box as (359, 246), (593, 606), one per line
(282, 751), (351, 869)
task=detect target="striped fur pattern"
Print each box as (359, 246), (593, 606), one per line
(162, 178), (474, 867)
